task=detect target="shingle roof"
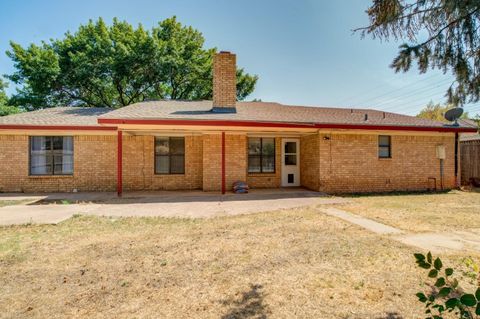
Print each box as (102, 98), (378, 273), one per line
(0, 101), (477, 131)
(460, 133), (480, 141)
(98, 100), (472, 129)
(0, 107), (113, 126)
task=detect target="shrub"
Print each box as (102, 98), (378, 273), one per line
(414, 252), (480, 318)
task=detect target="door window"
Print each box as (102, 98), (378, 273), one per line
(284, 142), (297, 165)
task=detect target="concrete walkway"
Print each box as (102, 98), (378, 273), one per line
(317, 206), (480, 254)
(0, 189), (348, 225)
(319, 207), (403, 234)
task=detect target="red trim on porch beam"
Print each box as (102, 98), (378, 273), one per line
(97, 118), (477, 133)
(221, 132), (226, 195)
(0, 124), (117, 131)
(117, 130), (123, 197)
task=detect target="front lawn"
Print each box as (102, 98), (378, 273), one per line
(0, 199), (35, 207)
(339, 190), (480, 233)
(0, 207), (478, 318)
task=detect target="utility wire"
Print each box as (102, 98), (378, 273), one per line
(372, 80), (452, 111)
(337, 73), (448, 107)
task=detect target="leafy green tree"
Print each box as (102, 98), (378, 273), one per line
(0, 78), (20, 116)
(417, 101), (470, 122)
(6, 17), (258, 110)
(357, 1), (480, 106)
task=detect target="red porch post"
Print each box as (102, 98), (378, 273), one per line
(221, 131), (226, 194)
(117, 130), (123, 197)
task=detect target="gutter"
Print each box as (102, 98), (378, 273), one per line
(96, 118), (478, 133)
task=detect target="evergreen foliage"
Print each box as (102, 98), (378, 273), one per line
(357, 1), (480, 106)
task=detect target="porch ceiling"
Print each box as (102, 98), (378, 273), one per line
(117, 124), (319, 135)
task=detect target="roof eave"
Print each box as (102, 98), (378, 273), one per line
(96, 118), (478, 133)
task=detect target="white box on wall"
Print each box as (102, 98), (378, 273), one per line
(436, 145), (446, 159)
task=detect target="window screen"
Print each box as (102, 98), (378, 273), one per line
(30, 136), (73, 175)
(248, 138), (275, 173)
(378, 135), (391, 158)
(155, 137), (185, 174)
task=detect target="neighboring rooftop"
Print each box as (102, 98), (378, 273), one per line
(460, 133), (480, 141)
(0, 101), (477, 131)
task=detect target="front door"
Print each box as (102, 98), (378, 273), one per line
(281, 139), (300, 187)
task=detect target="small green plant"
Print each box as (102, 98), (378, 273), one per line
(414, 252), (480, 318)
(61, 200), (71, 205)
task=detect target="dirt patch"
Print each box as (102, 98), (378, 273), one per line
(1, 208), (478, 318)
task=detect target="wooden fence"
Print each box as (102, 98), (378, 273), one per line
(461, 140), (480, 185)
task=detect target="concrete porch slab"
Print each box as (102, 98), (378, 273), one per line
(0, 188), (348, 225)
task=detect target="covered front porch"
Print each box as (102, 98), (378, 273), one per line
(114, 125), (321, 196)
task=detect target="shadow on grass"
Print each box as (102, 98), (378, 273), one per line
(220, 284), (269, 319)
(377, 313), (403, 319)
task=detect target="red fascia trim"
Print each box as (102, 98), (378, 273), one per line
(97, 118), (477, 133)
(0, 124), (117, 131)
(221, 132), (226, 195)
(117, 131), (123, 197)
(313, 123), (478, 133)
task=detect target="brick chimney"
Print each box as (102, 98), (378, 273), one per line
(212, 51), (236, 113)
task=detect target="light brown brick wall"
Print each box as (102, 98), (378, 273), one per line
(225, 134), (247, 190)
(202, 133), (247, 191)
(318, 133), (456, 193)
(247, 138), (282, 188)
(0, 135), (117, 193)
(0, 132), (458, 194)
(122, 135), (203, 191)
(300, 134), (320, 191)
(202, 134), (222, 191)
(213, 52), (236, 108)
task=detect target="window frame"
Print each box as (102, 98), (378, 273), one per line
(378, 135), (392, 159)
(247, 137), (276, 174)
(29, 136), (74, 176)
(154, 136), (186, 175)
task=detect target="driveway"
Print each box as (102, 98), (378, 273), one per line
(0, 189), (347, 225)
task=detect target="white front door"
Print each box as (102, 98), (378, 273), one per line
(281, 139), (300, 187)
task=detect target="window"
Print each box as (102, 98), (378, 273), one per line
(29, 136), (73, 175)
(248, 137), (275, 173)
(378, 135), (391, 158)
(284, 141), (297, 165)
(155, 137), (185, 174)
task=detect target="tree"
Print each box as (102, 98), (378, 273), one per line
(6, 17), (258, 110)
(0, 77), (20, 116)
(417, 101), (470, 122)
(356, 1), (480, 106)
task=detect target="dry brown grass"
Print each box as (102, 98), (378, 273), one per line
(0, 207), (478, 319)
(339, 190), (480, 233)
(0, 199), (35, 207)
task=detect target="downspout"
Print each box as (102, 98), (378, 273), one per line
(454, 132), (459, 187)
(221, 132), (226, 194)
(117, 130), (123, 197)
(440, 159), (444, 190)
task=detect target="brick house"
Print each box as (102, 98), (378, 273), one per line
(0, 51), (477, 195)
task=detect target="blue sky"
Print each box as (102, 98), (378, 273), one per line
(1, 0), (479, 116)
